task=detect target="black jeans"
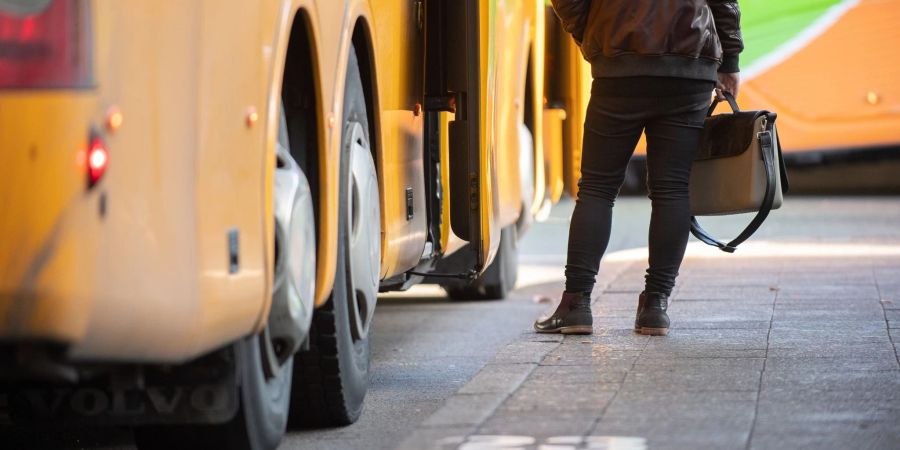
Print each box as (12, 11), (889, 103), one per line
(565, 79), (711, 296)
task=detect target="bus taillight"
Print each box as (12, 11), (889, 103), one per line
(0, 0), (93, 89)
(87, 134), (108, 188)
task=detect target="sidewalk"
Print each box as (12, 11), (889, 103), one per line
(397, 243), (900, 450)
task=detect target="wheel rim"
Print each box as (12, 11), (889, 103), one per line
(344, 121), (380, 342)
(262, 107), (316, 378)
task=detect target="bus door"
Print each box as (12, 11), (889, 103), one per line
(428, 0), (501, 272)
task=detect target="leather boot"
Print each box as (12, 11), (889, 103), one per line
(534, 292), (593, 335)
(634, 291), (647, 332)
(635, 291), (669, 336)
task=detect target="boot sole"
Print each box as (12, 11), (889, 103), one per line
(638, 327), (669, 336)
(561, 325), (593, 335)
(535, 325), (593, 335)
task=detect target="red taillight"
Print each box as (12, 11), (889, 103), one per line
(0, 0), (92, 89)
(87, 134), (107, 188)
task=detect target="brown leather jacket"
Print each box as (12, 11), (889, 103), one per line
(551, 0), (743, 82)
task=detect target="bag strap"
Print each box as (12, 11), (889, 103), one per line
(707, 91), (741, 115)
(690, 129), (778, 253)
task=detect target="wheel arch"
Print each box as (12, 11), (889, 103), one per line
(350, 17), (380, 169)
(280, 7), (332, 309)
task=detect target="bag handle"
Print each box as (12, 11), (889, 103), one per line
(690, 128), (778, 253)
(707, 91), (741, 116)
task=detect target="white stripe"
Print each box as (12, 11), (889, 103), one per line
(743, 0), (861, 81)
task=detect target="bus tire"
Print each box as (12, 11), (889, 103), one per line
(445, 225), (519, 301)
(134, 334), (293, 450)
(289, 45), (378, 428)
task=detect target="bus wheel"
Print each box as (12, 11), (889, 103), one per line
(133, 334), (293, 450)
(290, 45), (379, 427)
(445, 225), (519, 301)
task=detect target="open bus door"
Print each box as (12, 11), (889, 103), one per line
(429, 0), (501, 273)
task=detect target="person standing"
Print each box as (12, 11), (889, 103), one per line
(534, 0), (744, 336)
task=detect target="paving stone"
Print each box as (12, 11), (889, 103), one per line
(640, 329), (768, 358)
(769, 319), (887, 331)
(779, 274), (876, 285)
(591, 309), (637, 320)
(623, 366), (761, 391)
(570, 328), (649, 351)
(592, 317), (641, 330)
(749, 422), (900, 450)
(673, 286), (777, 301)
(489, 341), (559, 365)
(762, 369), (900, 392)
(528, 363), (629, 385)
(877, 284), (900, 307)
(773, 307), (886, 321)
(765, 356), (900, 372)
(420, 392), (507, 427)
(768, 328), (891, 345)
(880, 299), (899, 310)
(596, 292), (646, 304)
(477, 410), (597, 437)
(641, 347), (768, 359)
(673, 303), (776, 313)
(592, 416), (751, 450)
(885, 309), (900, 328)
(499, 382), (616, 412)
(394, 425), (475, 450)
(602, 390), (758, 419)
(669, 309), (774, 323)
(757, 386), (900, 405)
(671, 320), (771, 330)
(517, 332), (565, 343)
(766, 342), (896, 359)
(634, 356), (764, 369)
(677, 274), (779, 287)
(457, 363), (537, 395)
(541, 347), (640, 366)
(648, 328), (770, 341)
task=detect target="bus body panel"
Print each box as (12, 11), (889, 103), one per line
(367, 0), (428, 278)
(0, 0), (285, 361)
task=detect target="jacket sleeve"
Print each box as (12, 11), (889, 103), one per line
(708, 0), (744, 73)
(551, 0), (591, 45)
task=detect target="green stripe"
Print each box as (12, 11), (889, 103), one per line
(740, 0), (844, 67)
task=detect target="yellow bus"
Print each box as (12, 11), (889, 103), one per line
(0, 0), (574, 447)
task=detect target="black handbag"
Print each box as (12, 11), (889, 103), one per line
(689, 93), (790, 253)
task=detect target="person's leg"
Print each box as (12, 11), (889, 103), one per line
(564, 93), (644, 295)
(642, 93), (709, 296)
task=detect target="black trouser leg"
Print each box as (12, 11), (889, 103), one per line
(564, 94), (643, 294)
(643, 105), (707, 296)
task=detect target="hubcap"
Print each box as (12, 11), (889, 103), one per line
(262, 107), (316, 378)
(344, 122), (380, 342)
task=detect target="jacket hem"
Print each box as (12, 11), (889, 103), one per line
(589, 54), (720, 82)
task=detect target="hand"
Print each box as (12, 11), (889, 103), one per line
(716, 72), (741, 100)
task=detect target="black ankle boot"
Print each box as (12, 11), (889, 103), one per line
(634, 291), (647, 332)
(534, 292), (593, 335)
(635, 291), (669, 336)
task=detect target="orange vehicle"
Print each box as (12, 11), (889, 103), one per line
(0, 0), (572, 447)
